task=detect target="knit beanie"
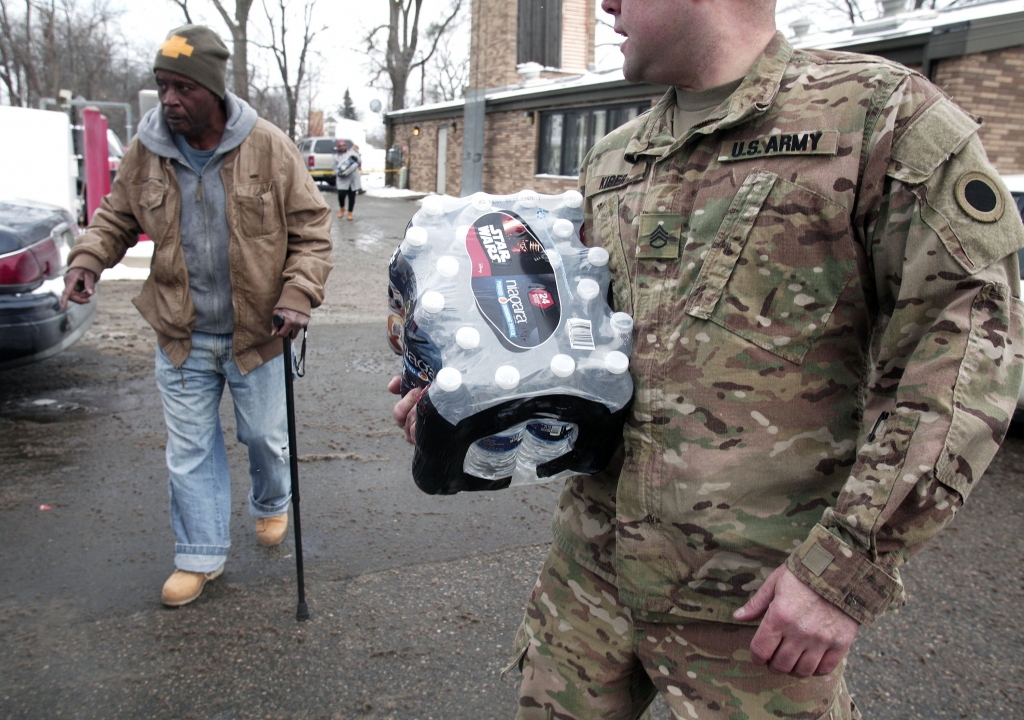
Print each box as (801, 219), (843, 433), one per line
(153, 25), (230, 98)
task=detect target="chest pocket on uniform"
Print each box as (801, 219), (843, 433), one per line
(684, 169), (857, 364)
(235, 181), (282, 238)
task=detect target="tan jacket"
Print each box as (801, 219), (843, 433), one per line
(68, 118), (333, 374)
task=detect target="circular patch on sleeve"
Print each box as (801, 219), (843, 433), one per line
(955, 171), (1005, 223)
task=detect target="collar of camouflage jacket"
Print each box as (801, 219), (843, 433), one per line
(624, 32), (793, 163)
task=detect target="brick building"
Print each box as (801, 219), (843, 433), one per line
(385, 0), (1024, 196)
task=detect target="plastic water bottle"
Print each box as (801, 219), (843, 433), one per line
(462, 422), (527, 480)
(510, 419), (578, 486)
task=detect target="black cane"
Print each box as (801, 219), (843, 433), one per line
(274, 315), (309, 621)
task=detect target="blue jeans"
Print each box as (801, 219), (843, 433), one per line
(155, 332), (290, 573)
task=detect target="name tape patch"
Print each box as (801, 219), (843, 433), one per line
(719, 130), (839, 163)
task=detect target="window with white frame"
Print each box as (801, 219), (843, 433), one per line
(537, 102), (651, 178)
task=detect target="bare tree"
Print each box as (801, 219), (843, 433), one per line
(168, 0), (192, 23)
(0, 0), (153, 140)
(364, 0), (462, 112)
(209, 0), (254, 102)
(423, 4), (467, 103)
(256, 0), (321, 140)
(779, 0), (979, 27)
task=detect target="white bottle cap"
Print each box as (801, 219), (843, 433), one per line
(494, 365), (520, 390)
(588, 247), (610, 267)
(455, 326), (480, 349)
(518, 190), (539, 208)
(577, 278), (600, 300)
(436, 256), (459, 278)
(550, 354), (576, 378)
(405, 226), (428, 246)
(552, 219), (575, 239)
(435, 367), (463, 392)
(563, 190), (583, 208)
(545, 249), (562, 267)
(611, 312), (634, 332)
(421, 291), (445, 313)
(421, 197), (444, 217)
(606, 351), (629, 374)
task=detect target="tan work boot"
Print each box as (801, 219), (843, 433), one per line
(346, 211), (353, 221)
(256, 513), (288, 547)
(161, 567), (223, 607)
(337, 208), (344, 218)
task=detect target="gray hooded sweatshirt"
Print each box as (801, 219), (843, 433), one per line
(136, 92), (259, 334)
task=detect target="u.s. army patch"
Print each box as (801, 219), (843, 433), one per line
(637, 214), (682, 259)
(719, 130), (839, 162)
(954, 171), (1004, 223)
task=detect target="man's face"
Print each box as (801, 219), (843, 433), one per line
(337, 141), (348, 152)
(154, 69), (221, 138)
(601, 0), (695, 85)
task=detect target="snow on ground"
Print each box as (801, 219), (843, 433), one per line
(100, 241), (152, 281)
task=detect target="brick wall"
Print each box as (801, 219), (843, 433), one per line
(391, 120), (464, 196)
(471, 0), (596, 90)
(932, 46), (1024, 174)
(561, 0), (595, 73)
(470, 0), (519, 90)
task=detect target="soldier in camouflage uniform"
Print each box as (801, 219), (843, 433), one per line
(390, 0), (1024, 717)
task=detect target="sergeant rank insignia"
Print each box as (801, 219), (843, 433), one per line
(637, 214), (682, 259)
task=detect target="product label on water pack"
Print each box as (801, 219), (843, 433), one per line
(527, 421), (575, 442)
(476, 427), (526, 452)
(466, 211), (561, 352)
(387, 245), (413, 355)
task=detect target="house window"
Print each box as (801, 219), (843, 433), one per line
(518, 0), (562, 68)
(537, 102), (650, 177)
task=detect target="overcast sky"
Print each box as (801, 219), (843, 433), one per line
(117, 0), (868, 135)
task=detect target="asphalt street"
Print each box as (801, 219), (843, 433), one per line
(0, 190), (1021, 719)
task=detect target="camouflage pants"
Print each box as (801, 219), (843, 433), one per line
(506, 546), (861, 720)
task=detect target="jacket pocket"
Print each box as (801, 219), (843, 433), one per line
(133, 178), (169, 238)
(684, 169), (857, 363)
(235, 182), (282, 238)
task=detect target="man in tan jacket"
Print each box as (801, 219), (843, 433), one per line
(61, 25), (333, 607)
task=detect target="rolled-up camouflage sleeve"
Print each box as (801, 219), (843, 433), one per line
(787, 75), (1024, 625)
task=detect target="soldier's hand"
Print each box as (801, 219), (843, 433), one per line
(61, 268), (97, 309)
(271, 308), (309, 339)
(733, 564), (859, 678)
(388, 376), (421, 445)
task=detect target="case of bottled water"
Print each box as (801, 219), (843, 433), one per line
(387, 190), (634, 494)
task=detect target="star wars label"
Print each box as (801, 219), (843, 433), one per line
(466, 211), (561, 353)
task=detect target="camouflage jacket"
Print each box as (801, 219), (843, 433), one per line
(553, 33), (1024, 626)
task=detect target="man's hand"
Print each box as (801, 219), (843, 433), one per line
(271, 308), (309, 339)
(60, 268), (97, 309)
(388, 376), (421, 445)
(733, 564), (859, 678)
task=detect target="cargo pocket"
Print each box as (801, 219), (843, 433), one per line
(500, 621), (530, 680)
(591, 193), (635, 316)
(235, 182), (282, 238)
(684, 169), (858, 364)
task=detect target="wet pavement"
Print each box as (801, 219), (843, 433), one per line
(1, 191), (1022, 719)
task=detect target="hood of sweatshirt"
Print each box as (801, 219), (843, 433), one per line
(136, 91), (259, 162)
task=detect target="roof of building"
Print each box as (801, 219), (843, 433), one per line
(791, 0), (1024, 50)
(385, 0), (1024, 123)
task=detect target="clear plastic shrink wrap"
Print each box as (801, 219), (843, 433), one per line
(387, 190), (634, 495)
